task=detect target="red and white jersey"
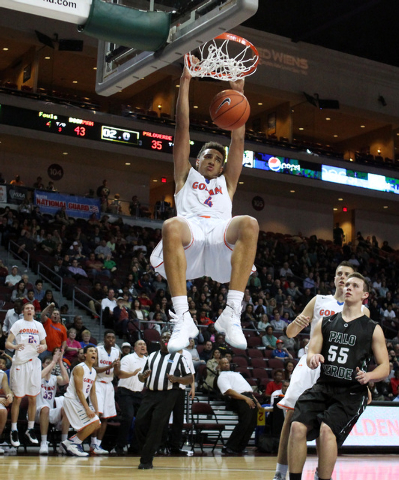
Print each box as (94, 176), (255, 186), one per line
(175, 168), (232, 220)
(96, 345), (119, 383)
(10, 319), (46, 365)
(65, 362), (96, 403)
(311, 294), (366, 337)
(37, 374), (58, 409)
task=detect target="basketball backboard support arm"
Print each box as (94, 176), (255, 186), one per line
(95, 0), (259, 97)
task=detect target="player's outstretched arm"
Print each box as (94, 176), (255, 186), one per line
(174, 65), (193, 192)
(286, 296), (315, 338)
(224, 79), (245, 197)
(356, 325), (389, 385)
(307, 320), (324, 369)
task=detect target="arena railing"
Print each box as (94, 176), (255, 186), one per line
(72, 286), (103, 339)
(7, 240), (30, 271)
(37, 262), (64, 306)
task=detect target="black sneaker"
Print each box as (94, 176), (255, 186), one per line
(25, 429), (39, 444)
(138, 462), (153, 469)
(10, 430), (20, 447)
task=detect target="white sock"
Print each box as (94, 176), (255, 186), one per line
(276, 463), (288, 477)
(70, 435), (83, 445)
(172, 296), (189, 316)
(28, 421), (34, 429)
(91, 437), (97, 447)
(227, 290), (244, 312)
(97, 439), (102, 447)
(61, 434), (68, 441)
(11, 423), (17, 431)
(41, 435), (47, 444)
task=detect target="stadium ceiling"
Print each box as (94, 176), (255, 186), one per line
(244, 0), (399, 68)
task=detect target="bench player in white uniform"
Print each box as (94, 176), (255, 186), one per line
(36, 350), (69, 454)
(0, 366), (13, 454)
(272, 262), (370, 480)
(150, 62), (258, 353)
(5, 302), (47, 448)
(61, 345), (100, 457)
(90, 329), (120, 454)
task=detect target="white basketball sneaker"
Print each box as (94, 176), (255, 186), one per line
(90, 444), (109, 455)
(168, 310), (199, 353)
(272, 473), (285, 480)
(39, 442), (49, 455)
(314, 468), (332, 480)
(215, 302), (247, 350)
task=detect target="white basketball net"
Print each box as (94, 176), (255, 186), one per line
(185, 36), (259, 82)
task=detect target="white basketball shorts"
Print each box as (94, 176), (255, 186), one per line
(63, 397), (100, 432)
(35, 397), (65, 428)
(277, 352), (321, 410)
(151, 216), (256, 283)
(94, 381), (116, 419)
(11, 358), (41, 398)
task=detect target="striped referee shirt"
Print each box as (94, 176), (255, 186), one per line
(144, 351), (190, 391)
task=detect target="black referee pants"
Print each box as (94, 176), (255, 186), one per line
(115, 387), (143, 449)
(161, 388), (185, 450)
(136, 389), (180, 464)
(226, 393), (258, 452)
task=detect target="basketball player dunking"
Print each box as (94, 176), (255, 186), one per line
(150, 62), (258, 353)
(288, 273), (389, 480)
(273, 261), (370, 480)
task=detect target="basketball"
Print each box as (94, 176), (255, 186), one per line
(209, 89), (250, 131)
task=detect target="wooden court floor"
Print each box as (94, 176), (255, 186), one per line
(1, 454), (399, 480)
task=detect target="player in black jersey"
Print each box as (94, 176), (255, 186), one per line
(288, 273), (389, 480)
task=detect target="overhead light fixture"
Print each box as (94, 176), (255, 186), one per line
(125, 162), (131, 165)
(238, 181), (244, 184)
(258, 102), (263, 106)
(299, 127), (304, 131)
(93, 67), (97, 70)
(338, 198), (343, 201)
(360, 125), (365, 128)
(35, 30), (55, 49)
(303, 92), (340, 109)
(44, 56), (51, 60)
(153, 179), (158, 182)
(73, 80), (78, 84)
(290, 190), (295, 193)
(334, 134), (338, 137)
(333, 208), (338, 211)
(377, 149), (381, 154)
(326, 117), (330, 121)
(3, 48), (9, 51)
(63, 152), (68, 155)
(383, 206), (388, 209)
(378, 95), (387, 107)
(193, 105), (198, 109)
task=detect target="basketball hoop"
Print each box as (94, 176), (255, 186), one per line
(185, 32), (259, 82)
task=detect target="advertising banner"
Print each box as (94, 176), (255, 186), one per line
(7, 185), (32, 205)
(0, 185), (7, 203)
(34, 190), (100, 219)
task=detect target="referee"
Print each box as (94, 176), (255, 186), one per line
(135, 330), (192, 469)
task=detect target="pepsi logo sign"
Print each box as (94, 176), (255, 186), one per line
(268, 157), (281, 171)
(267, 157), (301, 172)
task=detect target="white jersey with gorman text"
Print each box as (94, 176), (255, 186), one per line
(175, 168), (232, 220)
(64, 362), (96, 403)
(10, 319), (46, 365)
(96, 345), (119, 383)
(37, 374), (58, 409)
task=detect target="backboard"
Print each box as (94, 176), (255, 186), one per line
(95, 0), (259, 97)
